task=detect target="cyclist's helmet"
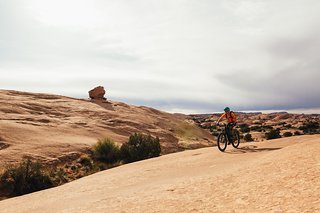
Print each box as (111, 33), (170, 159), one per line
(224, 107), (230, 112)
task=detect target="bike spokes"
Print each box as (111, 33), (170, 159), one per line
(217, 133), (227, 152)
(231, 131), (240, 148)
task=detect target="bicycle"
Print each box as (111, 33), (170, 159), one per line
(217, 123), (240, 152)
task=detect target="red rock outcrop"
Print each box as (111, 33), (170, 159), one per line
(88, 86), (106, 100)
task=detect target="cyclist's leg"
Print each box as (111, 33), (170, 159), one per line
(230, 123), (234, 140)
(226, 123), (233, 143)
(228, 123), (236, 141)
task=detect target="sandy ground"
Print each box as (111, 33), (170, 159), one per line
(0, 135), (319, 212)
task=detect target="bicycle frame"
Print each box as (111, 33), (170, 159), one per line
(219, 123), (230, 140)
(217, 123), (240, 151)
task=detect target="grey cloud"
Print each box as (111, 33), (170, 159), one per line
(217, 27), (320, 110)
(0, 2), (140, 69)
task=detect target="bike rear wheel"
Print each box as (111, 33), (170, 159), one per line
(217, 133), (227, 152)
(231, 130), (240, 148)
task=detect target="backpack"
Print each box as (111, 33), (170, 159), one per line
(226, 111), (235, 120)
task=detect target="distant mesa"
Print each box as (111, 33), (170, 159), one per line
(89, 86), (106, 101)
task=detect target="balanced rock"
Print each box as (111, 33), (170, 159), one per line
(89, 86), (106, 100)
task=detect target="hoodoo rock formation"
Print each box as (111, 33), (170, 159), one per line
(88, 86), (106, 100)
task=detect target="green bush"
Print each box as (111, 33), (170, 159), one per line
(265, 129), (281, 140)
(211, 131), (219, 137)
(250, 125), (262, 132)
(298, 121), (319, 134)
(200, 124), (210, 129)
(284, 124), (292, 128)
(78, 156), (93, 170)
(93, 138), (120, 164)
(243, 133), (254, 142)
(262, 125), (274, 130)
(120, 133), (161, 163)
(210, 125), (217, 130)
(0, 158), (54, 196)
(51, 168), (67, 185)
(209, 126), (217, 132)
(283, 132), (293, 137)
(294, 131), (302, 136)
(239, 124), (250, 133)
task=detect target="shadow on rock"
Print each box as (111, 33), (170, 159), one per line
(225, 145), (282, 154)
(0, 142), (10, 150)
(90, 100), (115, 111)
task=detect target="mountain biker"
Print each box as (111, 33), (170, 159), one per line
(217, 107), (237, 144)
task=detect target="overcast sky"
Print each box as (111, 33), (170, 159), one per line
(1, 0), (320, 113)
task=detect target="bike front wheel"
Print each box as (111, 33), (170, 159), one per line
(231, 130), (240, 148)
(217, 133), (227, 152)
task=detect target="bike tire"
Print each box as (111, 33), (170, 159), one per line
(217, 133), (227, 152)
(231, 130), (240, 148)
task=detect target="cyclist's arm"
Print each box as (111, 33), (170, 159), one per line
(217, 113), (226, 123)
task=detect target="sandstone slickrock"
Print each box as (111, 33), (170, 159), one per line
(0, 89), (214, 167)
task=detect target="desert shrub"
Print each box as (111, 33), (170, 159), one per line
(120, 133), (161, 163)
(210, 125), (217, 130)
(243, 133), (254, 142)
(93, 138), (120, 164)
(211, 131), (219, 137)
(262, 125), (274, 130)
(209, 126), (217, 132)
(95, 162), (108, 171)
(50, 168), (68, 185)
(239, 124), (250, 133)
(265, 129), (281, 140)
(283, 132), (293, 137)
(284, 124), (292, 128)
(294, 131), (302, 136)
(0, 158), (54, 196)
(298, 121), (319, 134)
(200, 124), (210, 129)
(78, 156), (93, 170)
(250, 125), (262, 132)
